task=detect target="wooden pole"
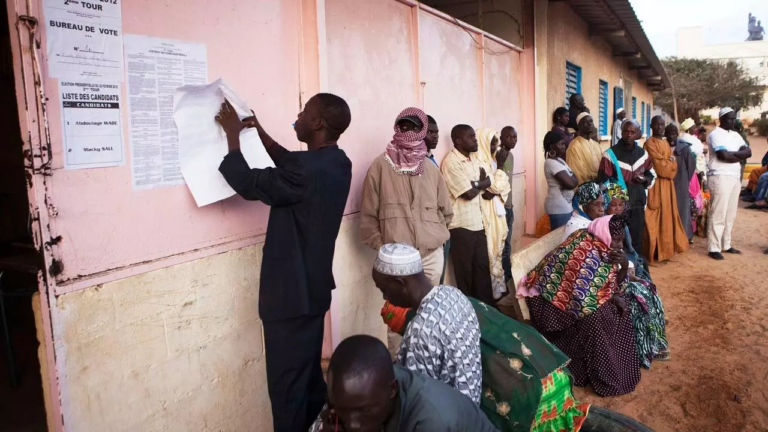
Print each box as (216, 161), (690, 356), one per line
(671, 84), (679, 123)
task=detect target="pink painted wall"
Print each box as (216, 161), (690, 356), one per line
(325, 0), (418, 213)
(40, 0), (304, 285)
(37, 0), (527, 289)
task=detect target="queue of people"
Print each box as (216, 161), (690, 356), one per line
(212, 90), (753, 432)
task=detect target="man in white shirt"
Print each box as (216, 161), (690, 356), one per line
(706, 107), (752, 260)
(611, 107), (626, 146)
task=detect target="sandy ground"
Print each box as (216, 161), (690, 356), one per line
(574, 203), (768, 431)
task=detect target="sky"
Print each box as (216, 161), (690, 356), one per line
(630, 0), (768, 59)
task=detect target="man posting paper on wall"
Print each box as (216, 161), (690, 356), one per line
(216, 94), (353, 432)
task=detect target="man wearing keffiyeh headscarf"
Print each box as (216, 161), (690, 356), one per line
(360, 107), (454, 288)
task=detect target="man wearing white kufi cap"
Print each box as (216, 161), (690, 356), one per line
(679, 117), (707, 178)
(566, 112), (603, 185)
(372, 243), (482, 404)
(612, 107), (627, 147)
(705, 107), (752, 260)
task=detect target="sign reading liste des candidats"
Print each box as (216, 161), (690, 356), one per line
(60, 80), (125, 169)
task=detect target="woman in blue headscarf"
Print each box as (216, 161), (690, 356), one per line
(561, 181), (605, 241)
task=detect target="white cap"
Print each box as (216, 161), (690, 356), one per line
(373, 243), (423, 276)
(718, 107), (734, 118)
(616, 108), (625, 115)
(576, 112), (591, 125)
(680, 118), (695, 132)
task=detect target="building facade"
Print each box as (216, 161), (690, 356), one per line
(3, 0), (665, 430)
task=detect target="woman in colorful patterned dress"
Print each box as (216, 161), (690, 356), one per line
(603, 184), (670, 366)
(519, 215), (641, 396)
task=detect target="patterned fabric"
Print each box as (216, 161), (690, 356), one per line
(603, 181), (628, 206)
(373, 243), (423, 276)
(524, 230), (620, 318)
(531, 368), (590, 432)
(396, 285), (482, 403)
(619, 280), (669, 368)
(575, 181), (601, 210)
(526, 294), (641, 397)
(441, 148), (486, 231)
(383, 292), (590, 431)
(385, 107), (429, 176)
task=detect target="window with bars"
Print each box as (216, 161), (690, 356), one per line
(599, 80), (608, 136)
(565, 62), (582, 108)
(632, 97), (637, 120)
(646, 104), (651, 137)
(641, 101), (646, 136)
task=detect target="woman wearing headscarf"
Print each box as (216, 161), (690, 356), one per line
(518, 215), (640, 396)
(543, 131), (578, 230)
(476, 128), (512, 300)
(603, 182), (644, 276)
(562, 181), (605, 241)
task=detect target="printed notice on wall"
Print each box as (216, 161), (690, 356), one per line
(43, 0), (124, 81)
(124, 35), (208, 190)
(60, 80), (124, 169)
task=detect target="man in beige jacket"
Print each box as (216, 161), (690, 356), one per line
(360, 108), (453, 286)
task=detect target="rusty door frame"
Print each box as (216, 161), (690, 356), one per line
(5, 0), (64, 430)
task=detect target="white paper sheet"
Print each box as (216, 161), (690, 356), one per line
(124, 35), (208, 189)
(43, 0), (124, 81)
(60, 80), (124, 169)
(173, 79), (274, 207)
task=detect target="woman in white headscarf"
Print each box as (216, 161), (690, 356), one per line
(475, 127), (511, 300)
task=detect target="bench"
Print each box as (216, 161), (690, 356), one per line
(497, 226), (566, 321)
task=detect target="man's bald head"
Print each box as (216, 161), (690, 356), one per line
(326, 335), (397, 430)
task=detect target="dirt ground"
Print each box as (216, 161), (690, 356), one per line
(574, 204), (768, 431)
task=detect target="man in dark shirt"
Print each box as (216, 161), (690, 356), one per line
(597, 120), (655, 258)
(309, 335), (496, 432)
(216, 93), (352, 432)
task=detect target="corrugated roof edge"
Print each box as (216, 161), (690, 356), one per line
(571, 0), (672, 90)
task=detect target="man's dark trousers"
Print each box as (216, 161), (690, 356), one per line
(449, 228), (495, 305)
(263, 314), (326, 432)
(502, 207), (514, 283)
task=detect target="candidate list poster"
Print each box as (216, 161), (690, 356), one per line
(43, 0), (124, 81)
(124, 35), (208, 190)
(60, 80), (125, 169)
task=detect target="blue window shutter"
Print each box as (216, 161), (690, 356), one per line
(641, 102), (646, 135)
(632, 97), (637, 119)
(565, 62), (582, 108)
(647, 104), (652, 136)
(613, 86), (624, 120)
(599, 80), (608, 136)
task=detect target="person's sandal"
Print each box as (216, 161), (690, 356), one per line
(724, 248), (742, 254)
(709, 252), (725, 260)
(654, 350), (671, 361)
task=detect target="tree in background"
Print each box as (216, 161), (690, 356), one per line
(655, 57), (766, 124)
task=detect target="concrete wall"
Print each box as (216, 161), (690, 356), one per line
(532, 1), (655, 218)
(51, 217), (385, 431)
